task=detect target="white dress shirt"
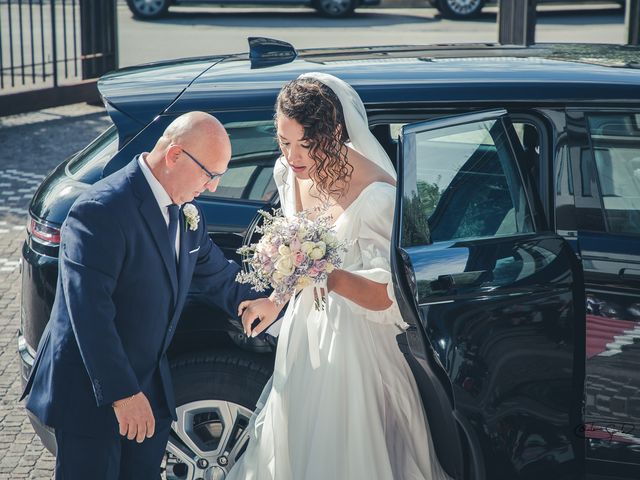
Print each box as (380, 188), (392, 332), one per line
(138, 153), (180, 258)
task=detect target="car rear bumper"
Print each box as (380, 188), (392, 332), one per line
(18, 331), (57, 455)
(21, 240), (58, 354)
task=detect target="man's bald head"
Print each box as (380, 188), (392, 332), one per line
(161, 111), (227, 149)
(146, 111), (232, 205)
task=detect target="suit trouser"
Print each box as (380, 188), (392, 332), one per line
(54, 414), (173, 480)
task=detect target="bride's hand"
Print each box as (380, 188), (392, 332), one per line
(238, 297), (282, 338)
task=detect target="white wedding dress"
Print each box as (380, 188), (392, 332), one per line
(226, 158), (452, 480)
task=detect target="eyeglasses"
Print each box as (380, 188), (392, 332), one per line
(175, 145), (227, 185)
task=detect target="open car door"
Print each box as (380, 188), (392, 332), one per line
(392, 110), (586, 480)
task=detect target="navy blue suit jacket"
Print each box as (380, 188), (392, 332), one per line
(21, 157), (259, 433)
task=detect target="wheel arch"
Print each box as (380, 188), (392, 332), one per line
(168, 296), (276, 360)
(453, 410), (487, 480)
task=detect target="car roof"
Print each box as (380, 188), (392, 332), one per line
(99, 43), (640, 124)
(172, 43), (640, 112)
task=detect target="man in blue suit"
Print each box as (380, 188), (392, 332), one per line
(20, 111), (274, 478)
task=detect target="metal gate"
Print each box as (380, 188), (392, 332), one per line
(0, 0), (117, 116)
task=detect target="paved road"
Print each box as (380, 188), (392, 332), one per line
(117, 4), (626, 66)
(0, 104), (112, 479)
(0, 3), (630, 478)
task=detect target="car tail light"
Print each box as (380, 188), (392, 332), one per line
(28, 216), (61, 245)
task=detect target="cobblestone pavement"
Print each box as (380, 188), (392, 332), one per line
(0, 104), (112, 479)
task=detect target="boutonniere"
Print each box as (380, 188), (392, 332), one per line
(182, 203), (200, 231)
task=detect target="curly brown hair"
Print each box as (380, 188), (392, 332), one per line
(275, 77), (353, 198)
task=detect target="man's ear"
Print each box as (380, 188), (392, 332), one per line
(164, 144), (181, 169)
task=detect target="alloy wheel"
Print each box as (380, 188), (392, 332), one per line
(445, 0), (482, 16)
(163, 400), (253, 480)
(131, 0), (168, 16)
(316, 0), (355, 17)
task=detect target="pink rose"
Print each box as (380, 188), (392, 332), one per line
(290, 236), (301, 252)
(294, 251), (306, 266)
(313, 259), (327, 270)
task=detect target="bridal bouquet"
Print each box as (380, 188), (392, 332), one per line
(236, 208), (347, 307)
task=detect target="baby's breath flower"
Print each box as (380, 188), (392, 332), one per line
(236, 207), (348, 305)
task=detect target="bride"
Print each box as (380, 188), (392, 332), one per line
(227, 72), (452, 480)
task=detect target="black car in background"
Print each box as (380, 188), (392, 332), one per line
(126, 0), (379, 19)
(430, 0), (625, 19)
(19, 39), (640, 479)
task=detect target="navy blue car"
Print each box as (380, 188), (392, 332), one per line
(19, 39), (640, 479)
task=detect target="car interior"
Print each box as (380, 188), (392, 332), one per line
(587, 114), (640, 235)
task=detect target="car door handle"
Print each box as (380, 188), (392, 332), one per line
(620, 268), (640, 282)
(432, 271), (487, 291)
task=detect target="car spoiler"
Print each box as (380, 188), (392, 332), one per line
(97, 56), (226, 146)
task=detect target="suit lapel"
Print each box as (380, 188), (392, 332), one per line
(140, 198), (179, 303)
(161, 212), (197, 353)
(127, 157), (179, 305)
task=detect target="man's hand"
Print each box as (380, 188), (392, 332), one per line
(112, 392), (155, 443)
(238, 297), (282, 338)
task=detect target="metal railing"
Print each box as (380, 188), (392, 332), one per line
(498, 0), (640, 47)
(498, 0), (537, 46)
(627, 0), (640, 45)
(0, 0), (117, 115)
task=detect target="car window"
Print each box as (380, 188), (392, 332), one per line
(199, 120), (280, 202)
(67, 126), (119, 183)
(103, 115), (177, 179)
(402, 118), (534, 246)
(392, 119), (540, 186)
(586, 113), (640, 235)
(392, 121), (536, 148)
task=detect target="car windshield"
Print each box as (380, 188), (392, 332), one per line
(66, 126), (119, 183)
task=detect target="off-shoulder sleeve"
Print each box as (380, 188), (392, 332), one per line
(343, 184), (407, 329)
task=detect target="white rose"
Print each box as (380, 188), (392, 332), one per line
(308, 241), (326, 260)
(278, 245), (291, 256)
(301, 241), (315, 255)
(325, 262), (335, 273)
(183, 203), (198, 217)
(272, 271), (285, 284)
(182, 203), (200, 231)
(275, 255), (295, 276)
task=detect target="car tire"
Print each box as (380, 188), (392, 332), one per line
(164, 350), (272, 480)
(436, 0), (485, 20)
(313, 0), (357, 18)
(126, 0), (170, 20)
